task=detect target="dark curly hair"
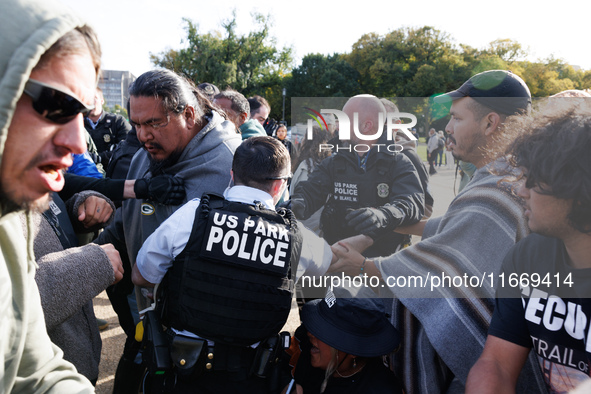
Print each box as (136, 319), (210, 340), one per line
(505, 98), (591, 233)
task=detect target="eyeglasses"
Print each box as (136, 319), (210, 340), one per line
(23, 79), (94, 124)
(130, 115), (170, 131)
(130, 104), (187, 132)
(265, 173), (292, 181)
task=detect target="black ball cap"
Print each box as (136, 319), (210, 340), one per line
(197, 82), (220, 100)
(435, 70), (531, 115)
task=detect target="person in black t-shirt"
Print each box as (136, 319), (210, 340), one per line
(466, 96), (591, 393)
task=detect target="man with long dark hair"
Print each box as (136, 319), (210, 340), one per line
(97, 68), (241, 392)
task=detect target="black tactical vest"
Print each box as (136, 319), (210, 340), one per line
(164, 193), (302, 347)
(320, 152), (409, 256)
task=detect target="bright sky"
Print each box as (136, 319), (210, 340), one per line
(61, 0), (591, 78)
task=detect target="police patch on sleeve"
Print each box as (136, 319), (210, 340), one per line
(200, 209), (292, 275)
(377, 183), (389, 198)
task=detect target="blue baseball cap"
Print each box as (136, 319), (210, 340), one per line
(301, 285), (400, 357)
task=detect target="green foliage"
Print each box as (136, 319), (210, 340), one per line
(345, 27), (472, 97)
(487, 39), (527, 63)
(104, 104), (128, 119)
(472, 56), (508, 75)
(150, 11), (293, 102)
(286, 53), (361, 97)
(150, 12), (591, 124)
(517, 59), (577, 96)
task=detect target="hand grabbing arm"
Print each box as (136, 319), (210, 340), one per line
(328, 241), (382, 280)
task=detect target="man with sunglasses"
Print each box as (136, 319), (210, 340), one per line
(0, 0), (105, 391)
(132, 136), (333, 393)
(96, 68), (242, 392)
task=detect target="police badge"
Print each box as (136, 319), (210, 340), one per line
(377, 183), (389, 198)
(103, 134), (111, 143)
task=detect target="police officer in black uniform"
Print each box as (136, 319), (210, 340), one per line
(132, 136), (332, 393)
(84, 87), (132, 166)
(291, 95), (425, 258)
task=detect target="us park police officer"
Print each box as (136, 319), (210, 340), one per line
(132, 136), (333, 393)
(292, 94), (425, 257)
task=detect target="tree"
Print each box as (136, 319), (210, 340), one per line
(286, 53), (361, 97)
(345, 26), (471, 97)
(345, 32), (387, 94)
(487, 39), (527, 64)
(518, 59), (576, 96)
(103, 104), (128, 119)
(582, 70), (591, 89)
(150, 11), (293, 101)
(472, 56), (508, 75)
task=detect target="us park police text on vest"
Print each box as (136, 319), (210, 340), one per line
(306, 110), (417, 153)
(203, 211), (290, 270)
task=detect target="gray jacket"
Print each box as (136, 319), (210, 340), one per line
(24, 192), (115, 381)
(0, 0), (95, 391)
(98, 111), (241, 269)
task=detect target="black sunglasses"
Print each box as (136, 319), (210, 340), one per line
(23, 79), (94, 124)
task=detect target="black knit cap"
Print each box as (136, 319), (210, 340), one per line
(435, 70), (531, 115)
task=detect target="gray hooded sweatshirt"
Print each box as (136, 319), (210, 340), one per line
(98, 109), (241, 279)
(0, 0), (95, 392)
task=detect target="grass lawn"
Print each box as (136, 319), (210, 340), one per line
(416, 137), (428, 162)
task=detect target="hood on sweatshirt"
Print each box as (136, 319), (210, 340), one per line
(0, 0), (86, 179)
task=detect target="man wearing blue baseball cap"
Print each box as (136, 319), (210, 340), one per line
(331, 70), (545, 392)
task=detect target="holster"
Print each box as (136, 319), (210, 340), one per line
(142, 310), (172, 394)
(250, 332), (291, 378)
(170, 335), (207, 381)
(143, 310), (172, 374)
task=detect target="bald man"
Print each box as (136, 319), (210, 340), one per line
(292, 94), (424, 258)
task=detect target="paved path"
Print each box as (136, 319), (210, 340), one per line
(94, 162), (460, 394)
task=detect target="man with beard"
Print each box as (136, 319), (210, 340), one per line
(0, 0), (105, 391)
(330, 71), (546, 392)
(96, 68), (241, 393)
